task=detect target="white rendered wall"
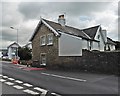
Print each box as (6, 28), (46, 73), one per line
(8, 47), (12, 59)
(82, 39), (89, 50)
(92, 41), (99, 50)
(111, 45), (115, 50)
(59, 32), (82, 56)
(8, 44), (19, 59)
(0, 52), (2, 58)
(94, 30), (105, 51)
(106, 44), (115, 51)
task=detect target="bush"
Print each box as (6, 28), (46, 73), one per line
(18, 47), (32, 60)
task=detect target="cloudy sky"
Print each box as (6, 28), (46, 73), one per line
(0, 0), (119, 48)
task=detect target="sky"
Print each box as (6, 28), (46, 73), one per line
(0, 0), (119, 48)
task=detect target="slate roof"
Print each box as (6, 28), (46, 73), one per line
(7, 42), (20, 48)
(43, 19), (90, 40)
(43, 19), (101, 40)
(107, 37), (116, 45)
(30, 18), (100, 41)
(81, 25), (100, 40)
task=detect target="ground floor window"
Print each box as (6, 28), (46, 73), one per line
(40, 53), (46, 65)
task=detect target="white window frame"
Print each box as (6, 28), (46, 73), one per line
(47, 33), (53, 45)
(40, 35), (46, 46)
(40, 53), (46, 65)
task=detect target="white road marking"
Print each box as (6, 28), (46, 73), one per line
(41, 73), (50, 76)
(23, 89), (39, 95)
(51, 93), (61, 96)
(13, 85), (24, 89)
(23, 83), (33, 87)
(2, 76), (8, 78)
(66, 77), (87, 82)
(34, 87), (48, 96)
(41, 72), (87, 82)
(4, 82), (14, 85)
(8, 78), (15, 81)
(15, 80), (23, 84)
(0, 79), (6, 82)
(51, 74), (66, 79)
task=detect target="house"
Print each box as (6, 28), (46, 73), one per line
(30, 15), (116, 67)
(23, 42), (32, 49)
(106, 37), (116, 51)
(7, 42), (20, 59)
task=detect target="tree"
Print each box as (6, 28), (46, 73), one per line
(18, 47), (32, 60)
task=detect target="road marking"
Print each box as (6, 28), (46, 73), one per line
(13, 85), (24, 89)
(15, 80), (23, 84)
(66, 77), (87, 82)
(51, 93), (61, 96)
(51, 74), (66, 79)
(41, 72), (87, 82)
(0, 79), (6, 82)
(4, 82), (14, 85)
(41, 73), (50, 76)
(23, 83), (33, 87)
(23, 89), (39, 95)
(8, 78), (15, 81)
(34, 87), (48, 96)
(2, 76), (8, 78)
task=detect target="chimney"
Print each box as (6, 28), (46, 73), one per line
(58, 15), (66, 26)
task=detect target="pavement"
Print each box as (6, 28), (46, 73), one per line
(2, 61), (46, 71)
(14, 64), (46, 71)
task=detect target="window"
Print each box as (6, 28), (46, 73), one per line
(40, 53), (46, 65)
(98, 35), (100, 40)
(47, 33), (53, 45)
(40, 35), (46, 46)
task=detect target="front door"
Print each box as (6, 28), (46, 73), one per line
(40, 53), (46, 66)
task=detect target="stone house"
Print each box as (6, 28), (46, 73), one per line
(30, 15), (116, 67)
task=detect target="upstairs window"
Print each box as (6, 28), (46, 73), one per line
(40, 35), (46, 46)
(47, 33), (53, 45)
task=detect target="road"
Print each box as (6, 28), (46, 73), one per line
(0, 61), (119, 96)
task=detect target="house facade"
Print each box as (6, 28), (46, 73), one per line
(30, 15), (116, 67)
(23, 42), (32, 49)
(7, 42), (20, 59)
(106, 37), (116, 51)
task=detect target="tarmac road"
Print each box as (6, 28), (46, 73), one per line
(0, 61), (119, 96)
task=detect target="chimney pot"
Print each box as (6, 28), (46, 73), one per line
(58, 15), (66, 26)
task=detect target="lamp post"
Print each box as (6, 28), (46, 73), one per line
(10, 26), (18, 60)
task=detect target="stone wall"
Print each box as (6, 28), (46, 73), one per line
(49, 50), (119, 74)
(32, 23), (59, 67)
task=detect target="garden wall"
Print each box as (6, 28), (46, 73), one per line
(48, 50), (120, 74)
